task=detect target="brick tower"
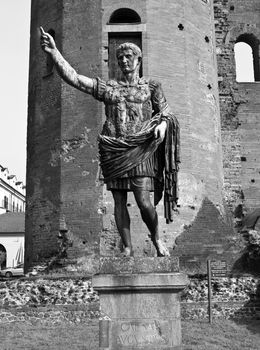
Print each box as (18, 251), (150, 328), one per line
(26, 0), (235, 273)
(215, 0), (260, 215)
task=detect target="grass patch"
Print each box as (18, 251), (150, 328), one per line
(0, 318), (259, 349)
(182, 319), (260, 350)
(0, 321), (99, 350)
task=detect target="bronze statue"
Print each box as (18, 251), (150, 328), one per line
(40, 27), (180, 257)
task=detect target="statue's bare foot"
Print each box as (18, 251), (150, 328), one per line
(153, 239), (170, 257)
(122, 247), (133, 257)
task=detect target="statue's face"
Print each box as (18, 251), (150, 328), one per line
(117, 49), (140, 74)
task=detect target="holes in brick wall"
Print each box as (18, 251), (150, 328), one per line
(230, 5), (235, 11)
(241, 156), (247, 161)
(178, 24), (184, 31)
(234, 204), (243, 218)
(251, 179), (255, 183)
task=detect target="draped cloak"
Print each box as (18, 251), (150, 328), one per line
(92, 77), (180, 223)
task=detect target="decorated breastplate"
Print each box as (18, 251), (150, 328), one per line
(103, 78), (153, 137)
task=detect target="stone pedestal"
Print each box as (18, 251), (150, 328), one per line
(92, 258), (188, 350)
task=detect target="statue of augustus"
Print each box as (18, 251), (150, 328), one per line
(40, 27), (180, 257)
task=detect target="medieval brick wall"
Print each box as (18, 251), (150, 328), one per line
(26, 0), (260, 274)
(100, 0), (233, 268)
(214, 0), (260, 216)
(26, 0), (64, 268)
(26, 0), (103, 273)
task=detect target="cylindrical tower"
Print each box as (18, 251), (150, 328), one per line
(26, 0), (234, 273)
(26, 0), (103, 272)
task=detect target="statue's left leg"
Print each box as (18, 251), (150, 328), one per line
(133, 188), (169, 256)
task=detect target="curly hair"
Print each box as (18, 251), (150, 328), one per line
(116, 42), (142, 59)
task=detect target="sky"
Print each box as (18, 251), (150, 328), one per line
(0, 1), (253, 185)
(0, 0), (31, 184)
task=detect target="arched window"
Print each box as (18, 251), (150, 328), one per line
(234, 42), (254, 82)
(107, 8), (143, 79)
(4, 196), (8, 210)
(235, 34), (260, 82)
(109, 8), (141, 24)
(0, 244), (6, 269)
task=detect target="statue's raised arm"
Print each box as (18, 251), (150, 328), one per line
(40, 26), (94, 94)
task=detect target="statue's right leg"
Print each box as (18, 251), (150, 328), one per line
(111, 190), (133, 256)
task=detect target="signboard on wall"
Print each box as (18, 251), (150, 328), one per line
(210, 260), (227, 278)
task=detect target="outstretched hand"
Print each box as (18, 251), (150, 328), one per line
(154, 120), (167, 143)
(40, 26), (56, 53)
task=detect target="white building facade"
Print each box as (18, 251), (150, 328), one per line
(0, 213), (25, 269)
(0, 233), (24, 268)
(0, 165), (25, 214)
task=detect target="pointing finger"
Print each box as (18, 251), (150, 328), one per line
(40, 26), (46, 35)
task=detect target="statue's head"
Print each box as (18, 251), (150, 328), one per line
(116, 42), (142, 60)
(116, 42), (142, 74)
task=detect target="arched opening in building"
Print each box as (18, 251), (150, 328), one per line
(108, 8), (141, 24)
(235, 42), (254, 82)
(4, 196), (8, 210)
(234, 34), (260, 82)
(0, 244), (7, 269)
(108, 9), (142, 80)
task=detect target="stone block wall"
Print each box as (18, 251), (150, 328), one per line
(0, 276), (259, 322)
(181, 275), (260, 319)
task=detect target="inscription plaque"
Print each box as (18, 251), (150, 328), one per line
(111, 319), (180, 349)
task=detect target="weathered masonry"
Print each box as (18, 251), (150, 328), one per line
(215, 0), (260, 214)
(25, 0), (260, 273)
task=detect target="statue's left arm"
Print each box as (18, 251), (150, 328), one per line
(150, 80), (171, 142)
